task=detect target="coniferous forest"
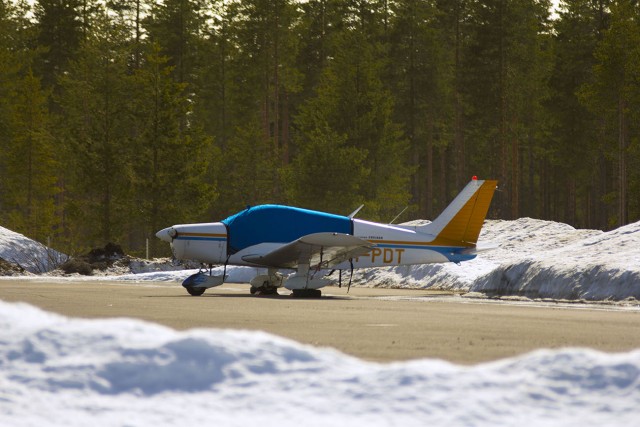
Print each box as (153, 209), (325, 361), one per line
(0, 0), (639, 256)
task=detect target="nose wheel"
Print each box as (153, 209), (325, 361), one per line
(185, 286), (206, 296)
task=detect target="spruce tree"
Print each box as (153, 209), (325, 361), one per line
(130, 43), (217, 255)
(290, 4), (411, 221)
(389, 0), (452, 217)
(549, 0), (611, 227)
(579, 0), (640, 227)
(57, 6), (136, 245)
(3, 71), (58, 242)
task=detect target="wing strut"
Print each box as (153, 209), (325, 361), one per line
(315, 248), (324, 275)
(222, 254), (230, 282)
(337, 260), (354, 292)
(347, 259), (354, 293)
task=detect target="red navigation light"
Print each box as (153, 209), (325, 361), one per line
(472, 175), (478, 180)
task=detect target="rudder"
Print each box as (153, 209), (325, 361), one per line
(419, 179), (498, 246)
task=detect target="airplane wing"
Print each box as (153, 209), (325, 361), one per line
(242, 232), (375, 269)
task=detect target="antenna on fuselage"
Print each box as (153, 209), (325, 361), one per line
(348, 204), (365, 218)
(389, 206), (408, 224)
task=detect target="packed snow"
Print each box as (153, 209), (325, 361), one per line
(114, 218), (640, 302)
(1, 300), (639, 427)
(355, 218), (640, 301)
(0, 226), (67, 274)
(1, 220), (640, 425)
(1, 218), (639, 301)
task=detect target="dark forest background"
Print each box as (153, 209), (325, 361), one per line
(1, 0), (638, 256)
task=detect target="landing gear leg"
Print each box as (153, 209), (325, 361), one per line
(284, 263), (329, 298)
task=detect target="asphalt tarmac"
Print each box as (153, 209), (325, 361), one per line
(1, 279), (639, 364)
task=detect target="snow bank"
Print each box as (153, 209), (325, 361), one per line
(0, 226), (66, 273)
(1, 218), (639, 301)
(354, 218), (600, 288)
(471, 219), (640, 300)
(1, 300), (639, 427)
(113, 265), (269, 283)
(354, 218), (640, 301)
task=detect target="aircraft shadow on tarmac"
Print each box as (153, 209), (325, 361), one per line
(144, 292), (351, 301)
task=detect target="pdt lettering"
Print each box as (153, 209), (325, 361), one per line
(359, 248), (405, 265)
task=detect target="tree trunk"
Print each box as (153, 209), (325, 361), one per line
(409, 2), (418, 209)
(102, 55), (111, 243)
(281, 91), (290, 164)
(425, 127), (433, 219)
(273, 0), (280, 154)
(567, 178), (576, 225)
(453, 0), (465, 190)
(498, 0), (508, 218)
(618, 95), (627, 226)
(527, 131), (534, 217)
(510, 120), (519, 219)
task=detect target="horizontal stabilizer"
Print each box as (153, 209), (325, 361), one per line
(458, 242), (499, 255)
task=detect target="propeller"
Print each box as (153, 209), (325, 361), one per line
(155, 227), (177, 242)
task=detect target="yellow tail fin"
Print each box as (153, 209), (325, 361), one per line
(421, 179), (498, 247)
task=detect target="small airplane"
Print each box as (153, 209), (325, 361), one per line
(156, 177), (498, 297)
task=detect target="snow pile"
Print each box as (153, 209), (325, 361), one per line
(355, 218), (601, 289)
(355, 218), (640, 301)
(473, 220), (640, 300)
(127, 258), (200, 274)
(0, 225), (67, 273)
(1, 218), (639, 301)
(114, 264), (270, 283)
(1, 300), (639, 427)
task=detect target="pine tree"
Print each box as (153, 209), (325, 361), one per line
(290, 3), (411, 221)
(3, 71), (59, 242)
(463, 0), (552, 219)
(203, 0), (302, 215)
(284, 124), (368, 214)
(296, 0), (344, 101)
(435, 0), (473, 193)
(105, 0), (150, 69)
(145, 0), (208, 85)
(0, 1), (59, 241)
(33, 0), (87, 91)
(549, 0), (611, 227)
(286, 71), (370, 213)
(579, 0), (640, 227)
(130, 43), (217, 255)
(0, 1), (24, 177)
(192, 0), (233, 149)
(57, 6), (136, 245)
(389, 0), (452, 218)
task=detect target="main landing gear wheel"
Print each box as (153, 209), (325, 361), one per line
(291, 289), (322, 298)
(185, 286), (205, 296)
(250, 282), (279, 296)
